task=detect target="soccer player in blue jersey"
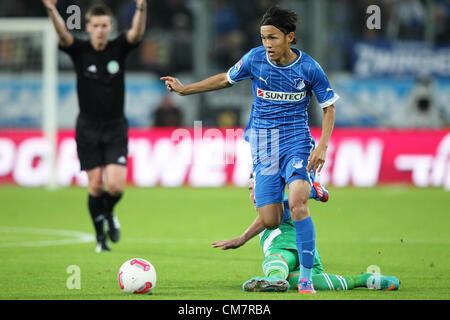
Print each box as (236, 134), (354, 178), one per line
(161, 6), (337, 293)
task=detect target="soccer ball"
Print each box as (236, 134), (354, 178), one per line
(118, 258), (157, 294)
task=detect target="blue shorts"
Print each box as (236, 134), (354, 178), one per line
(253, 150), (314, 208)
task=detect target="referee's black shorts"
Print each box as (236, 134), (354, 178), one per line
(75, 114), (128, 171)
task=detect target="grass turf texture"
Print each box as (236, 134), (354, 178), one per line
(0, 186), (448, 300)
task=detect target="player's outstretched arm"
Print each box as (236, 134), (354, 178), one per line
(161, 73), (232, 96)
(307, 104), (336, 174)
(211, 174), (261, 250)
(212, 215), (265, 250)
(41, 0), (73, 47)
(211, 174), (263, 250)
(126, 0), (147, 44)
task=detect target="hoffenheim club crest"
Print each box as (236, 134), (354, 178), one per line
(294, 78), (305, 91)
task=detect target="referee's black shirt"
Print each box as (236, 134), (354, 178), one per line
(60, 33), (140, 120)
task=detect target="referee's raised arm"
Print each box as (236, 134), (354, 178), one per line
(41, 0), (74, 47)
(126, 0), (147, 44)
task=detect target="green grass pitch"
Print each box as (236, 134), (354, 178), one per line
(0, 185), (449, 300)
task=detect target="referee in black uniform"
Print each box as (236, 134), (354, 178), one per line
(42, 0), (147, 252)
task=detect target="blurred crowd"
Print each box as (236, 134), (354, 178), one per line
(326, 0), (450, 71)
(1, 0), (449, 74)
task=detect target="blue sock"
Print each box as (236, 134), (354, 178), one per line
(300, 265), (312, 282)
(293, 217), (316, 283)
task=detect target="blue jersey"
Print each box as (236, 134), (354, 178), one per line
(227, 46), (338, 146)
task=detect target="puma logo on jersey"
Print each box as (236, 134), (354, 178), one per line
(87, 65), (97, 73)
(257, 88), (306, 102)
(259, 76), (269, 85)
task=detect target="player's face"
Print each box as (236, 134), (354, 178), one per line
(261, 25), (295, 62)
(86, 15), (113, 46)
(260, 25), (294, 61)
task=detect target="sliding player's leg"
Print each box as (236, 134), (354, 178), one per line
(243, 248), (297, 292)
(243, 247), (324, 292)
(287, 272), (400, 291)
(288, 272), (356, 291)
(287, 246), (355, 291)
(243, 245), (400, 292)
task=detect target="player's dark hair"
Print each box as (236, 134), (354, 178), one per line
(260, 6), (298, 44)
(85, 2), (113, 22)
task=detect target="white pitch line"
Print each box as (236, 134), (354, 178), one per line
(1, 227), (446, 248)
(0, 226), (95, 248)
(124, 237), (210, 245)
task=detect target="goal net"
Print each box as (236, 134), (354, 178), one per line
(0, 18), (58, 188)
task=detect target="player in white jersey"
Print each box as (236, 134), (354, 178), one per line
(161, 6), (337, 293)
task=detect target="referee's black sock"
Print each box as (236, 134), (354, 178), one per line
(102, 191), (122, 243)
(88, 194), (106, 240)
(102, 191), (123, 218)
